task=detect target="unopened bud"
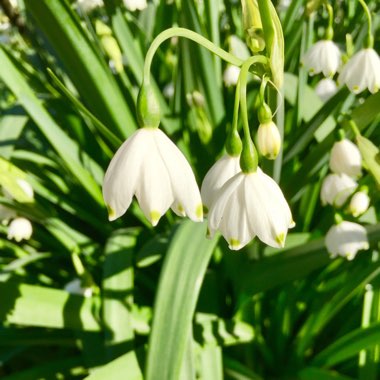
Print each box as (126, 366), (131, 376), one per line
(348, 190), (370, 217)
(257, 121), (281, 159)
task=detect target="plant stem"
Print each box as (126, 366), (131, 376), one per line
(358, 0), (374, 48)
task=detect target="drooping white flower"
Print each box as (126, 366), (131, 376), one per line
(7, 217), (33, 242)
(338, 48), (380, 94)
(325, 221), (369, 260)
(223, 65), (240, 87)
(103, 128), (203, 226)
(257, 121), (282, 159)
(315, 78), (338, 102)
(123, 0), (147, 11)
(302, 40), (341, 77)
(228, 35), (251, 61)
(320, 173), (357, 207)
(348, 191), (370, 217)
(65, 278), (93, 298)
(163, 82), (175, 99)
(208, 168), (294, 250)
(329, 138), (362, 178)
(76, 0), (103, 12)
(201, 154), (241, 212)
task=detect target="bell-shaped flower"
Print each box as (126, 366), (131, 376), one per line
(208, 168), (294, 250)
(103, 128), (203, 226)
(315, 78), (338, 102)
(223, 65), (240, 87)
(320, 173), (357, 207)
(302, 40), (341, 77)
(348, 190), (370, 217)
(257, 121), (282, 159)
(7, 217), (33, 242)
(123, 0), (147, 11)
(338, 48), (380, 94)
(201, 154), (241, 213)
(325, 221), (369, 260)
(76, 0), (103, 12)
(329, 138), (362, 178)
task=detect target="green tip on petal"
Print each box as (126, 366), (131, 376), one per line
(276, 233), (285, 247)
(229, 238), (241, 250)
(150, 210), (161, 226)
(107, 205), (116, 221)
(203, 204), (209, 216)
(176, 203), (185, 216)
(206, 227), (212, 239)
(196, 204), (203, 220)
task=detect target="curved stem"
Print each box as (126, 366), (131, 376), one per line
(358, 0), (373, 48)
(143, 27), (244, 84)
(324, 3), (334, 40)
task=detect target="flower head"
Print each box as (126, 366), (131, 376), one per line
(325, 221), (369, 260)
(123, 0), (147, 11)
(257, 121), (281, 159)
(329, 138), (362, 178)
(7, 217), (33, 242)
(348, 190), (370, 217)
(76, 0), (103, 12)
(201, 154), (241, 213)
(223, 65), (240, 87)
(315, 78), (338, 102)
(208, 168), (294, 250)
(103, 128), (203, 226)
(338, 48), (380, 94)
(320, 173), (357, 207)
(302, 40), (341, 77)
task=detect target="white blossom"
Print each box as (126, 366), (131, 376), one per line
(325, 221), (369, 260)
(348, 191), (370, 217)
(7, 217), (33, 242)
(65, 278), (93, 298)
(315, 78), (338, 102)
(76, 0), (103, 12)
(208, 168), (294, 250)
(320, 173), (357, 207)
(163, 82), (175, 99)
(201, 154), (241, 212)
(257, 121), (282, 159)
(223, 65), (240, 87)
(329, 138), (362, 178)
(228, 35), (251, 60)
(338, 48), (380, 94)
(103, 128), (203, 226)
(302, 40), (341, 77)
(123, 0), (147, 11)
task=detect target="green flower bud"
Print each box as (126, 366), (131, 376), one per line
(241, 0), (266, 53)
(137, 83), (161, 128)
(258, 102), (273, 124)
(240, 137), (258, 173)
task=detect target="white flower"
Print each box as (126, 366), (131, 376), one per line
(338, 48), (380, 94)
(76, 0), (103, 12)
(223, 65), (240, 87)
(65, 278), (93, 298)
(329, 139), (362, 178)
(348, 191), (370, 217)
(325, 221), (369, 260)
(277, 0), (291, 11)
(229, 35), (251, 60)
(302, 40), (341, 77)
(320, 173), (357, 207)
(257, 121), (282, 159)
(17, 179), (34, 199)
(201, 154), (241, 212)
(103, 128), (203, 226)
(7, 217), (33, 242)
(315, 78), (338, 102)
(123, 0), (147, 11)
(163, 82), (175, 99)
(208, 168), (294, 250)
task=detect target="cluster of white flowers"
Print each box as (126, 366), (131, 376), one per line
(103, 127), (294, 251)
(303, 36), (380, 95)
(1, 179), (34, 242)
(321, 136), (370, 260)
(76, 0), (147, 12)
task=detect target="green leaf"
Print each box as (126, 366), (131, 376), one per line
(84, 350), (143, 380)
(312, 322), (380, 368)
(145, 221), (219, 380)
(299, 367), (354, 380)
(351, 91), (380, 129)
(356, 134), (380, 186)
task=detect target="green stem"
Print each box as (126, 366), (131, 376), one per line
(358, 0), (374, 48)
(324, 3), (334, 40)
(225, 79), (242, 156)
(238, 56), (269, 173)
(143, 27), (244, 84)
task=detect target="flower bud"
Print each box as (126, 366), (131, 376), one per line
(257, 121), (281, 159)
(137, 83), (161, 128)
(348, 190), (370, 217)
(223, 65), (240, 87)
(329, 138), (362, 178)
(320, 173), (357, 207)
(241, 0), (266, 53)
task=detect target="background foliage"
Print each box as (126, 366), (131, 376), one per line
(0, 0), (380, 379)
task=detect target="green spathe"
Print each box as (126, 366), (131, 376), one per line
(137, 83), (161, 129)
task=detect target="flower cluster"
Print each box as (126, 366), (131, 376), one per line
(321, 134), (370, 260)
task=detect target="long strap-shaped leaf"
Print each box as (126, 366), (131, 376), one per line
(24, 0), (136, 138)
(145, 220), (219, 380)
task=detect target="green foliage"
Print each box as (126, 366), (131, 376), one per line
(0, 0), (379, 379)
